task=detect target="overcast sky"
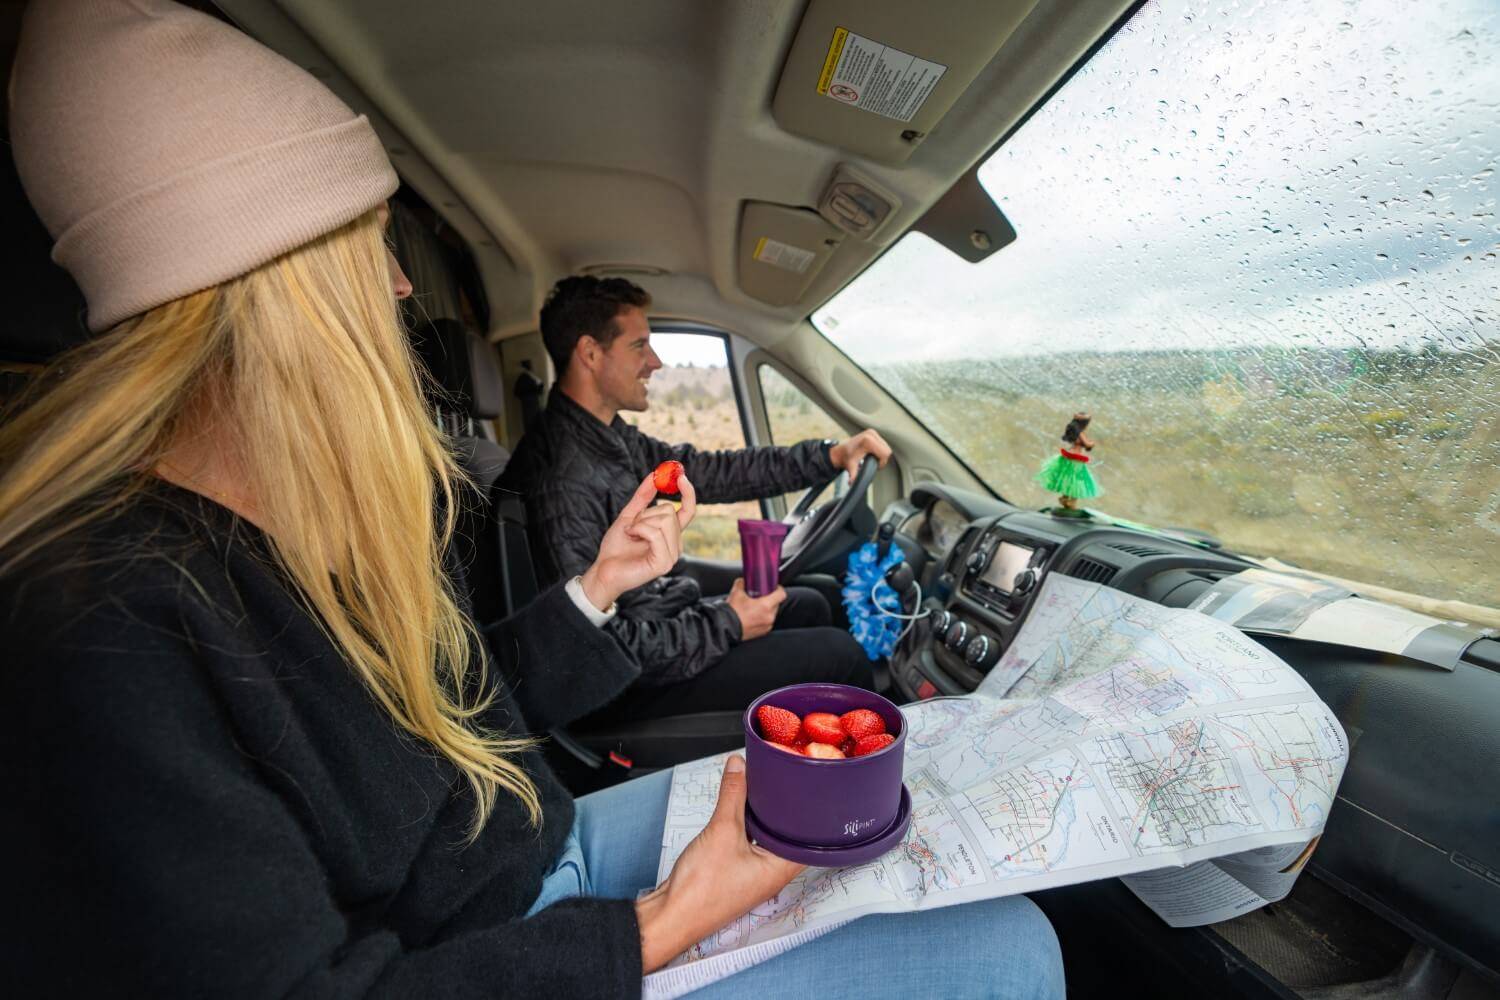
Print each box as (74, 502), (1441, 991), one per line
(649, 332), (731, 367)
(813, 0), (1498, 365)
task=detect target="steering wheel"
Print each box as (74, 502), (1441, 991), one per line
(778, 454), (880, 582)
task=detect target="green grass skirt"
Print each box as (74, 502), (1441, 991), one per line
(1035, 453), (1102, 498)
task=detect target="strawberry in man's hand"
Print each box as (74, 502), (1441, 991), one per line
(851, 733), (895, 757)
(652, 460), (685, 496)
(755, 704), (802, 746)
(839, 709), (886, 741)
(800, 712), (845, 746)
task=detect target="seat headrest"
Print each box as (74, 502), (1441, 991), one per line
(465, 332), (502, 420)
(410, 318), (502, 421)
(410, 317), (472, 411)
(1, 152), (90, 363)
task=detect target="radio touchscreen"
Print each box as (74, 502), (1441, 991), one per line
(981, 541), (1034, 594)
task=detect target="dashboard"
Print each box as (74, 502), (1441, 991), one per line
(876, 481), (1500, 990)
(917, 498), (968, 556)
(883, 483), (1250, 700)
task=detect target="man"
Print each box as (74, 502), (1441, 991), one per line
(501, 276), (893, 721)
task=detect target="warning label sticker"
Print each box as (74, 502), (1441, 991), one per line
(753, 237), (816, 274)
(816, 26), (947, 123)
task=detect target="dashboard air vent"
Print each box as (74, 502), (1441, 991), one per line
(1105, 541), (1173, 558)
(1067, 557), (1118, 584)
(946, 527), (980, 571)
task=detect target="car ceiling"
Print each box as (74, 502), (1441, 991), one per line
(10, 0), (1134, 348)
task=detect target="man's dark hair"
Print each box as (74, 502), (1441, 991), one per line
(539, 276), (652, 375)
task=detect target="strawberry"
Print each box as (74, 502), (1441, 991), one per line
(801, 712), (845, 746)
(804, 741), (846, 760)
(769, 741), (806, 755)
(652, 460), (684, 495)
(840, 709), (886, 741)
(851, 733), (896, 757)
(755, 704), (802, 746)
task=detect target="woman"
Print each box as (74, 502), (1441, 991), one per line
(1, 2), (1063, 996)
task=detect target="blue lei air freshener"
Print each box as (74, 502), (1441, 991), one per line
(842, 542), (906, 661)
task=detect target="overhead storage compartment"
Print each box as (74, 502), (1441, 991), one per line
(771, 0), (1040, 164)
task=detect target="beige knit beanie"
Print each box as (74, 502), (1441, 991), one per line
(10, 0), (399, 332)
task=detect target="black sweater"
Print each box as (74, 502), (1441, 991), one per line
(500, 390), (835, 684)
(0, 482), (645, 998)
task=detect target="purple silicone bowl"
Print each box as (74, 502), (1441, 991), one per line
(744, 683), (906, 849)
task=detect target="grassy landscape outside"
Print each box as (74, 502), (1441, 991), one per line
(868, 346), (1499, 612)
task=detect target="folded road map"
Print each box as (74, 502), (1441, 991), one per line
(1188, 566), (1492, 670)
(644, 573), (1349, 998)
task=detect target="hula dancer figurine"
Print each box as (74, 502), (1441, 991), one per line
(1036, 412), (1101, 512)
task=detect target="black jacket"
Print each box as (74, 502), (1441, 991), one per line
(0, 482), (644, 998)
(499, 390), (836, 683)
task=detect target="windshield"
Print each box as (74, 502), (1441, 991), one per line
(813, 0), (1499, 612)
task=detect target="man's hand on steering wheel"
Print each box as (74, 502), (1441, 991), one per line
(828, 429), (892, 483)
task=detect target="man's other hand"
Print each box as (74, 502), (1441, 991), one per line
(829, 429), (892, 482)
(726, 578), (786, 641)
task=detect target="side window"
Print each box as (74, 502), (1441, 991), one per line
(757, 365), (845, 513)
(620, 333), (757, 561)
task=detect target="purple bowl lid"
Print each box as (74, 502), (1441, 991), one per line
(745, 784), (913, 866)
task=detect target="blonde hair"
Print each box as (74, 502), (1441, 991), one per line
(0, 210), (539, 835)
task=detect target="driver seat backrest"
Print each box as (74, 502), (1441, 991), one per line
(476, 484), (539, 628)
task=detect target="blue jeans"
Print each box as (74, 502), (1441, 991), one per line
(528, 769), (1065, 999)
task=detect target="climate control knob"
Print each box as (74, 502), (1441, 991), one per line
(966, 550), (987, 575)
(944, 620), (970, 652)
(1012, 568), (1038, 598)
(929, 609), (954, 637)
(964, 634), (1002, 671)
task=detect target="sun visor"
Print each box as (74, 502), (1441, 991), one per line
(738, 202), (846, 307)
(771, 0), (1040, 164)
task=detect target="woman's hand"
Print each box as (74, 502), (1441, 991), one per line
(579, 472), (697, 612)
(634, 755), (804, 972)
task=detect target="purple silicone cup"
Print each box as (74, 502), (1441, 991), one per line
(744, 683), (907, 849)
(738, 519), (789, 598)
